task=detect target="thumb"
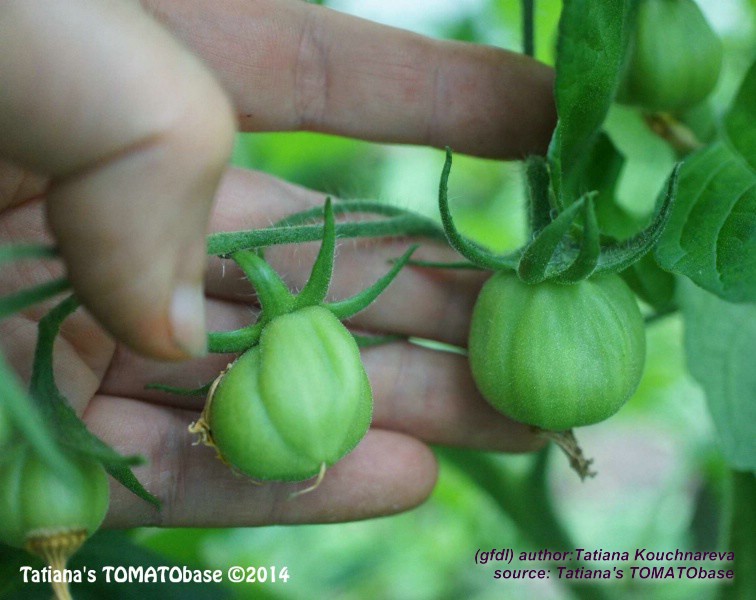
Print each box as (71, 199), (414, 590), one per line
(0, 0), (236, 359)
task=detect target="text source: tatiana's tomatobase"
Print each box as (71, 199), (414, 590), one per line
(474, 548), (735, 582)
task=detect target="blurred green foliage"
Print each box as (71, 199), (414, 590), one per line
(4, 2), (752, 599)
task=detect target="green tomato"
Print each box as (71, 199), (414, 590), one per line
(198, 306), (372, 482)
(0, 444), (109, 550)
(468, 273), (646, 431)
(617, 0), (722, 112)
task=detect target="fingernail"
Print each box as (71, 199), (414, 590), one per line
(170, 283), (207, 357)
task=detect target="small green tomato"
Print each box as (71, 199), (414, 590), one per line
(193, 306), (372, 482)
(617, 0), (722, 112)
(468, 272), (646, 431)
(0, 444), (109, 552)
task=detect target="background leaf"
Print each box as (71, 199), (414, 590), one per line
(725, 60), (756, 170)
(680, 280), (756, 472)
(655, 141), (756, 303)
(549, 0), (632, 204)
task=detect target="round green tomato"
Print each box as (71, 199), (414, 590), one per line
(204, 306), (372, 481)
(468, 273), (645, 431)
(0, 444), (109, 550)
(617, 0), (722, 112)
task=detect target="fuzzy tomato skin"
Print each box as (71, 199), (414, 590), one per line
(207, 306), (372, 481)
(617, 0), (722, 112)
(468, 273), (645, 431)
(0, 445), (109, 549)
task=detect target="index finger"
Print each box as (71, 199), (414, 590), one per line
(144, 0), (556, 158)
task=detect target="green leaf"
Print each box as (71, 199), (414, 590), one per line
(30, 296), (159, 506)
(655, 142), (756, 302)
(620, 253), (676, 313)
(723, 471), (756, 599)
(550, 0), (632, 203)
(725, 59), (756, 171)
(681, 281), (756, 472)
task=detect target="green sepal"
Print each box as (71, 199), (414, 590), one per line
(294, 197), (336, 309)
(231, 250), (294, 319)
(0, 355), (74, 477)
(328, 245), (419, 320)
(0, 278), (71, 321)
(595, 163), (681, 274)
(145, 381), (213, 397)
(405, 259), (484, 271)
(555, 195), (601, 283)
(0, 244), (58, 264)
(517, 195), (586, 284)
(352, 333), (408, 348)
(30, 295), (159, 506)
(208, 321), (264, 354)
(438, 148), (520, 271)
(525, 155), (557, 235)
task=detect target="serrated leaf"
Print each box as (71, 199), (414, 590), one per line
(725, 59), (756, 170)
(550, 0), (633, 203)
(681, 280), (756, 472)
(656, 142), (756, 302)
(30, 295), (159, 506)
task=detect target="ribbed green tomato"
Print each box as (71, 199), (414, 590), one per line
(617, 0), (722, 112)
(202, 306), (372, 481)
(0, 444), (109, 550)
(468, 273), (646, 431)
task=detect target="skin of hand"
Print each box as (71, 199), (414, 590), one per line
(0, 0), (556, 527)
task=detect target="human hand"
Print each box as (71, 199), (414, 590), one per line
(0, 0), (556, 526)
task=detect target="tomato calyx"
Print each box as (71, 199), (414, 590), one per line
(438, 148), (681, 284)
(207, 198), (418, 354)
(178, 199), (413, 489)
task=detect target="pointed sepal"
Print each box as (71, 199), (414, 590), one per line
(294, 197), (336, 309)
(328, 245), (419, 320)
(595, 163), (681, 274)
(517, 195), (585, 284)
(439, 147), (519, 271)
